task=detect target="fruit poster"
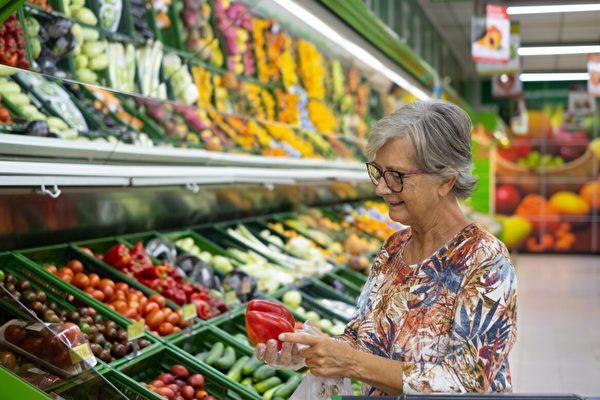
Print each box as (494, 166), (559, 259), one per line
(476, 24), (520, 75)
(472, 5), (510, 63)
(568, 88), (596, 116)
(588, 54), (600, 97)
(494, 108), (600, 254)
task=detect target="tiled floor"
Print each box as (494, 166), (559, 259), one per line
(509, 254), (600, 396)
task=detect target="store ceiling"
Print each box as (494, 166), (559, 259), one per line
(418, 0), (600, 77)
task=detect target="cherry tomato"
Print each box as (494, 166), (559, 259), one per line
(112, 300), (127, 313)
(149, 294), (166, 308)
(72, 273), (90, 289)
(88, 273), (100, 288)
(146, 310), (165, 330)
(44, 265), (57, 274)
(92, 290), (105, 302)
(158, 322), (174, 336)
(66, 260), (84, 274)
(115, 282), (129, 292)
(165, 312), (180, 326)
(99, 278), (115, 288)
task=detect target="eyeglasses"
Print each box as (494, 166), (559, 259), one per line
(365, 162), (425, 193)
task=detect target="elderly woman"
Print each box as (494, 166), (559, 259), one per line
(256, 100), (517, 395)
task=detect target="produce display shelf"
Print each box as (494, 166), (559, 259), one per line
(0, 251), (160, 370)
(167, 325), (301, 400)
(17, 242), (200, 339)
(115, 344), (255, 400)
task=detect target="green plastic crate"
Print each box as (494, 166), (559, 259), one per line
(168, 325), (301, 400)
(0, 251), (160, 369)
(116, 345), (254, 400)
(317, 271), (361, 302)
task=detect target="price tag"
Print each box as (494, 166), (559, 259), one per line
(127, 321), (145, 340)
(69, 343), (94, 364)
(182, 304), (197, 320)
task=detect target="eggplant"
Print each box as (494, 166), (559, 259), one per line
(52, 32), (77, 58)
(222, 269), (256, 303)
(47, 17), (73, 39)
(24, 120), (50, 137)
(145, 238), (177, 265)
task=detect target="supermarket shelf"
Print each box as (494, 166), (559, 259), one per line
(0, 160), (370, 188)
(0, 133), (365, 170)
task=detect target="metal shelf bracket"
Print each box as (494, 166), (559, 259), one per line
(37, 184), (62, 199)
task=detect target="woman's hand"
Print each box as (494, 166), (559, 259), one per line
(279, 333), (357, 378)
(254, 339), (304, 368)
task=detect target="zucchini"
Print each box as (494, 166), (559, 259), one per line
(242, 355), (263, 376)
(263, 383), (284, 400)
(254, 376), (282, 394)
(242, 378), (259, 394)
(204, 342), (224, 366)
(272, 375), (302, 398)
(226, 355), (249, 382)
(252, 364), (275, 382)
(213, 346), (236, 371)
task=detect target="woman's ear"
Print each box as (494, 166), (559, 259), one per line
(437, 171), (457, 197)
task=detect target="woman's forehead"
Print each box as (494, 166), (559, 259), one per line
(374, 138), (414, 168)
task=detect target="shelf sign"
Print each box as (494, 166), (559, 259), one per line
(127, 320), (145, 340)
(588, 54), (600, 97)
(472, 5), (510, 63)
(182, 303), (197, 320)
(69, 343), (94, 364)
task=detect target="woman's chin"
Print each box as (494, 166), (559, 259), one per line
(388, 208), (408, 225)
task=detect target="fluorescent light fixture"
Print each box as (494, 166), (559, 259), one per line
(519, 72), (590, 82)
(507, 3), (600, 15)
(271, 0), (431, 100)
(518, 45), (600, 56)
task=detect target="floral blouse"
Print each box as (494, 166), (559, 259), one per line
(337, 223), (517, 395)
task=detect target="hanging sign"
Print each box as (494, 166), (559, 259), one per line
(568, 87), (596, 116)
(476, 23), (520, 75)
(472, 5), (510, 63)
(588, 54), (600, 97)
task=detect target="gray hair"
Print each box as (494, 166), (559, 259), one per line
(366, 100), (477, 199)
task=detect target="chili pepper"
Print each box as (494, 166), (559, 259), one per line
(103, 243), (132, 270)
(245, 300), (295, 349)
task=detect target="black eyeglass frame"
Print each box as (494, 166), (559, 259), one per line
(365, 162), (425, 193)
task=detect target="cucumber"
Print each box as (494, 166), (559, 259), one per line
(226, 355), (249, 382)
(263, 383), (284, 400)
(242, 355), (263, 376)
(272, 375), (302, 398)
(204, 342), (224, 366)
(233, 333), (250, 346)
(213, 346), (236, 371)
(254, 376), (282, 394)
(195, 351), (208, 361)
(9, 93), (30, 107)
(0, 82), (21, 95)
(241, 378), (259, 394)
(252, 365), (275, 382)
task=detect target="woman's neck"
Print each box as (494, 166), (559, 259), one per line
(404, 200), (471, 263)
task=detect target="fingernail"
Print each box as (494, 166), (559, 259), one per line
(278, 334), (286, 340)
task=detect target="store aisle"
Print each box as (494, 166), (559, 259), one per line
(510, 254), (600, 396)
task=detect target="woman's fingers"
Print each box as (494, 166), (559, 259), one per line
(255, 343), (266, 361)
(263, 339), (279, 364)
(278, 342), (293, 365)
(279, 332), (321, 346)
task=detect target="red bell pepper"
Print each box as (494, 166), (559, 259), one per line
(245, 300), (295, 349)
(103, 243), (131, 270)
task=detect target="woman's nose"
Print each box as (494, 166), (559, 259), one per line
(375, 178), (391, 196)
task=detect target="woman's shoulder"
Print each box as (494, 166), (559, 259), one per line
(452, 223), (513, 273)
(382, 227), (412, 254)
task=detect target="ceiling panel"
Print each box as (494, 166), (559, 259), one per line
(523, 55), (559, 71)
(557, 54), (589, 70)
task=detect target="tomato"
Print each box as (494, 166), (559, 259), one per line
(495, 184), (521, 215)
(181, 385), (195, 400)
(123, 308), (137, 319)
(88, 273), (100, 288)
(148, 294), (166, 308)
(99, 278), (115, 288)
(98, 283), (114, 301)
(127, 292), (140, 303)
(143, 302), (160, 317)
(112, 300), (128, 313)
(58, 322), (81, 346)
(158, 322), (174, 336)
(4, 325), (26, 345)
(56, 271), (73, 283)
(113, 290), (127, 301)
(57, 267), (74, 277)
(66, 260), (84, 274)
(44, 265), (57, 274)
(92, 290), (105, 302)
(165, 312), (180, 326)
(72, 273), (90, 290)
(146, 310), (165, 330)
(84, 287), (95, 295)
(128, 301), (140, 312)
(115, 282), (129, 292)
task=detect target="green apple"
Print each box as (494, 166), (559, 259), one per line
(282, 290), (303, 309)
(497, 215), (533, 248)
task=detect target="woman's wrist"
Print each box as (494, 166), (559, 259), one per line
(348, 348), (366, 381)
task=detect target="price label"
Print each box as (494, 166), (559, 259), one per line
(69, 343), (94, 364)
(127, 321), (145, 340)
(182, 304), (197, 320)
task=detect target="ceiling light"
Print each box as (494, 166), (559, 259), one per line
(507, 3), (600, 15)
(518, 45), (600, 56)
(271, 0), (431, 100)
(519, 72), (590, 82)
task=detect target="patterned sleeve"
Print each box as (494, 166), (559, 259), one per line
(402, 240), (517, 393)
